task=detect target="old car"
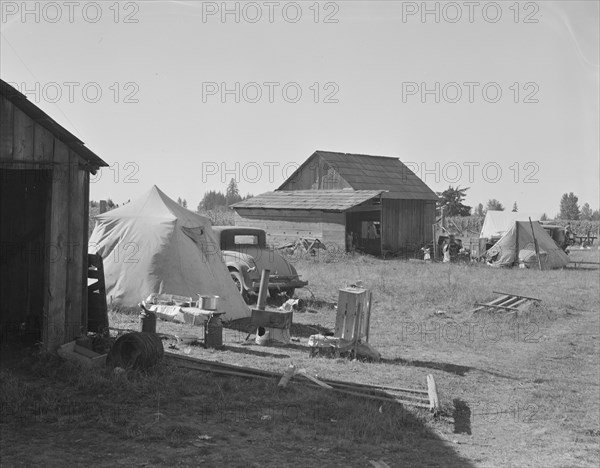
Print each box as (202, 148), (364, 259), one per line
(212, 226), (308, 303)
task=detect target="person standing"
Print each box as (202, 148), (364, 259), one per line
(442, 238), (451, 263)
(443, 235), (459, 262)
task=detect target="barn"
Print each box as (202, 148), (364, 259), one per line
(0, 79), (108, 351)
(232, 151), (439, 256)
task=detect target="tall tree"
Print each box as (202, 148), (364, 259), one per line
(439, 186), (471, 216)
(580, 202), (592, 220)
(198, 190), (227, 211)
(486, 199), (504, 211)
(182, 199), (187, 209)
(474, 203), (485, 217)
(540, 213), (549, 221)
(226, 178), (242, 206)
(558, 192), (580, 220)
(511, 202), (518, 212)
(177, 197), (183, 206)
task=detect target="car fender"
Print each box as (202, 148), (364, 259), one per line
(226, 261), (254, 290)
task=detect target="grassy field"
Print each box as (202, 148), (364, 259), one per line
(1, 249), (599, 467)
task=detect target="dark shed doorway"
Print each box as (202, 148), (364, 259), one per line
(0, 169), (51, 345)
(346, 211), (381, 256)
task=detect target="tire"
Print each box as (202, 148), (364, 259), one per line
(230, 271), (250, 304)
(284, 288), (295, 299)
(268, 288), (281, 299)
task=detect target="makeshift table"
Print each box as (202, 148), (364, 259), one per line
(143, 303), (225, 348)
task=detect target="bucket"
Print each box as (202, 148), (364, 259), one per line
(198, 295), (219, 311)
(106, 332), (164, 369)
(205, 316), (223, 349)
(255, 327), (270, 346)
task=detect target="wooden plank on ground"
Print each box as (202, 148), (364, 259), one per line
(496, 296), (522, 308)
(475, 302), (522, 311)
(492, 291), (541, 302)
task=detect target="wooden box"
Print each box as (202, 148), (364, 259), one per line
(335, 287), (372, 342)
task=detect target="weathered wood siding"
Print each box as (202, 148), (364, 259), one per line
(280, 154), (352, 191)
(0, 95), (90, 351)
(381, 199), (436, 251)
(234, 209), (346, 249)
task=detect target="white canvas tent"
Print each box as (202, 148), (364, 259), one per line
(88, 186), (250, 320)
(480, 211), (543, 239)
(485, 220), (569, 269)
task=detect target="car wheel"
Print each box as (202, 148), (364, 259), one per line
(230, 271), (250, 304)
(268, 288), (282, 299)
(283, 288), (295, 299)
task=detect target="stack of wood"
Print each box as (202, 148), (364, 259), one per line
(278, 237), (326, 255)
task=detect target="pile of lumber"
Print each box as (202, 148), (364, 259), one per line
(278, 238), (326, 255)
(164, 352), (438, 411)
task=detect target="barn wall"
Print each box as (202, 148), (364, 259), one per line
(0, 95), (90, 351)
(234, 209), (346, 249)
(279, 154), (352, 191)
(381, 199), (436, 252)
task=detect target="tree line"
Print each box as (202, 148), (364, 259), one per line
(439, 186), (599, 221)
(90, 179), (253, 214)
(196, 179), (253, 211)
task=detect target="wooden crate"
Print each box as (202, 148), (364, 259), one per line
(251, 309), (293, 329)
(335, 287), (372, 342)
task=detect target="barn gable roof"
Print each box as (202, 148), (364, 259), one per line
(278, 150), (438, 201)
(232, 189), (385, 211)
(0, 79), (107, 169)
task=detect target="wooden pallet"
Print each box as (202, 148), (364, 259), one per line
(469, 291), (541, 315)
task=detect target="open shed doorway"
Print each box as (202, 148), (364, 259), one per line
(0, 169), (51, 346)
(346, 211), (381, 256)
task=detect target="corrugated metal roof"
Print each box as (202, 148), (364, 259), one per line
(232, 190), (384, 211)
(279, 151), (439, 201)
(0, 79), (107, 169)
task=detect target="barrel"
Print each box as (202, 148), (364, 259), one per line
(205, 316), (223, 349)
(139, 307), (157, 333)
(107, 332), (164, 369)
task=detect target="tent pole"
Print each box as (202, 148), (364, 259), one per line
(432, 224), (437, 260)
(515, 222), (519, 267)
(529, 218), (543, 271)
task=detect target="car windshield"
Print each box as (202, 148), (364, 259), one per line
(234, 235), (259, 245)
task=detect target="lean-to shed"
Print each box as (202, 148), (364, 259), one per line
(0, 79), (108, 351)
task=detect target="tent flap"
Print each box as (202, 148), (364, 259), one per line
(480, 211), (543, 239)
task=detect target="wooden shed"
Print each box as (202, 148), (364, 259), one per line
(232, 151), (439, 256)
(0, 79), (107, 351)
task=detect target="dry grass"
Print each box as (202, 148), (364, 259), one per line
(2, 252), (599, 467)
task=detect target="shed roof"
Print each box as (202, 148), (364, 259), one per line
(232, 189), (385, 211)
(279, 150), (438, 201)
(0, 79), (107, 169)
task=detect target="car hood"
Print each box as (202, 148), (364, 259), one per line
(224, 247), (294, 276)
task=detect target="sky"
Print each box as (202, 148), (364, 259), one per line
(1, 0), (598, 216)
